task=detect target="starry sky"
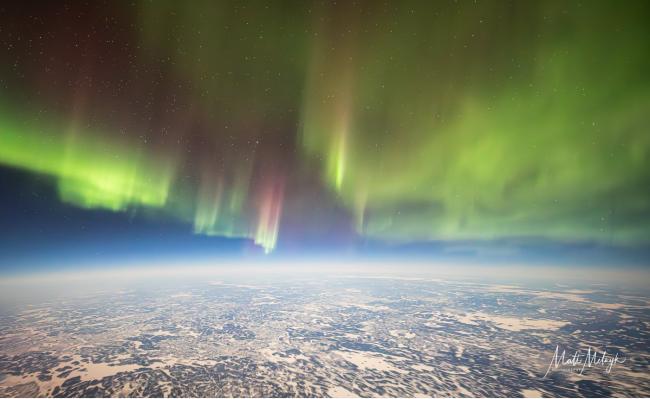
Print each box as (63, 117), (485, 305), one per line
(1, 0), (649, 271)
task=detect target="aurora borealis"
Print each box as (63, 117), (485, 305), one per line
(0, 0), (649, 266)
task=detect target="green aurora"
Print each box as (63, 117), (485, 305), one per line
(0, 0), (649, 253)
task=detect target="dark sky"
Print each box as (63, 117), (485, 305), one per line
(0, 1), (649, 271)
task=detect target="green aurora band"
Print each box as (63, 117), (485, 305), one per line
(0, 0), (649, 253)
(0, 108), (175, 211)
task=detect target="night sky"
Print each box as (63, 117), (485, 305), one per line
(1, 1), (649, 271)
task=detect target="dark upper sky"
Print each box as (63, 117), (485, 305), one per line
(1, 1), (649, 271)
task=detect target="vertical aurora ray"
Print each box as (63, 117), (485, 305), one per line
(191, 166), (253, 241)
(192, 175), (224, 235)
(300, 3), (359, 195)
(333, 132), (346, 191)
(253, 175), (285, 254)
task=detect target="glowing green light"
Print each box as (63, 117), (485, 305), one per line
(0, 111), (174, 211)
